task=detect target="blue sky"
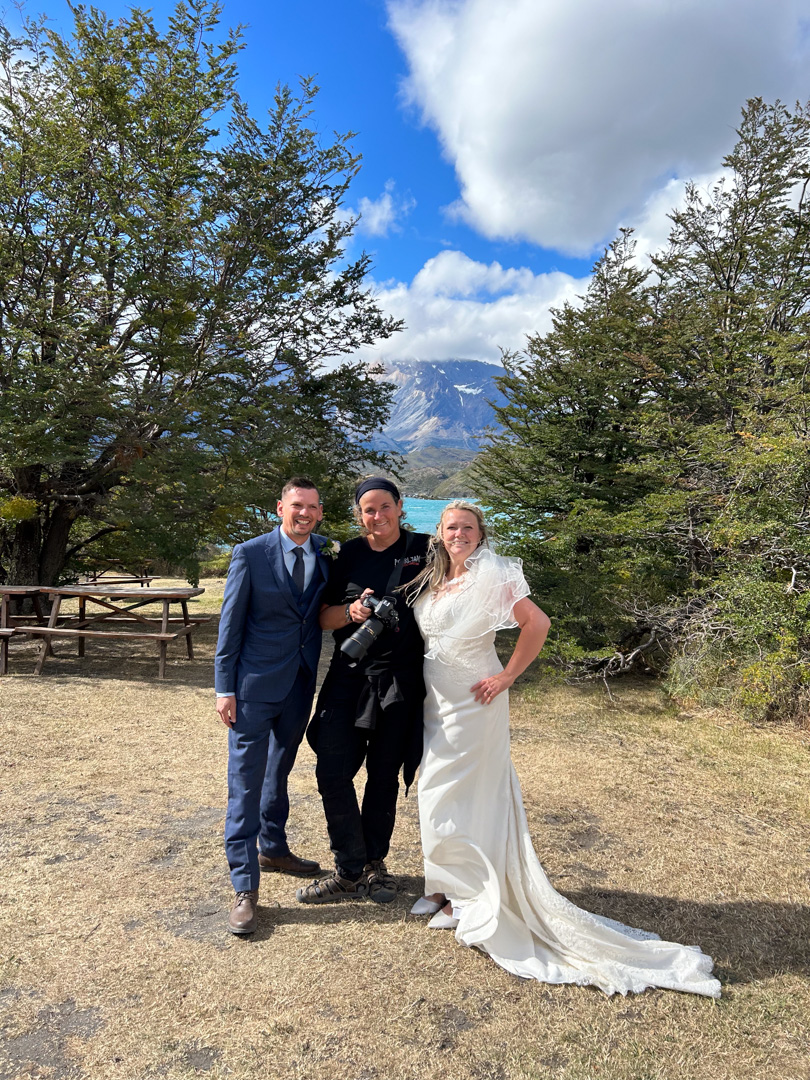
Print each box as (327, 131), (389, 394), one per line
(8, 0), (810, 364)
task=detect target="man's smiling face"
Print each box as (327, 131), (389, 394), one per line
(277, 487), (323, 543)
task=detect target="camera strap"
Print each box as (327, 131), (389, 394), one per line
(384, 529), (414, 595)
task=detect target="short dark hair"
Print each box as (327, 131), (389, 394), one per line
(280, 476), (321, 502)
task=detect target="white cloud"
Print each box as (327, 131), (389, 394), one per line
(354, 179), (416, 237)
(355, 249), (588, 364)
(388, 0), (810, 255)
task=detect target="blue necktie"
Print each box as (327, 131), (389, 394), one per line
(291, 547), (305, 594)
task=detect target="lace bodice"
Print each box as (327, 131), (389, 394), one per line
(414, 547), (530, 678)
(416, 580), (498, 680)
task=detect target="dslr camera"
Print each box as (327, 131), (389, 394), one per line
(340, 593), (399, 662)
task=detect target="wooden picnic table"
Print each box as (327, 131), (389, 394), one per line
(82, 559), (154, 581)
(10, 584), (208, 680)
(78, 575), (156, 587)
(0, 585), (49, 675)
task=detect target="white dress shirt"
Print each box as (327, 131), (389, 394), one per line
(278, 529), (317, 590)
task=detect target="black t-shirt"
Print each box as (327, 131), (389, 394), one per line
(322, 530), (430, 675)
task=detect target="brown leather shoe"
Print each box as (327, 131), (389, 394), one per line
(228, 889), (258, 935)
(258, 851), (321, 877)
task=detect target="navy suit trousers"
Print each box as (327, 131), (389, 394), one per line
(225, 666), (315, 891)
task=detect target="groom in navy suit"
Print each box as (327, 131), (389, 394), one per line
(215, 477), (330, 934)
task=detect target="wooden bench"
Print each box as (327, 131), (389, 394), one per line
(0, 628), (14, 677)
(13, 623), (198, 680)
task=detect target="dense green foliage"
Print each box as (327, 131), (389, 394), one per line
(475, 98), (810, 721)
(0, 2), (398, 584)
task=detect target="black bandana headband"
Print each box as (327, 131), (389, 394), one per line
(354, 477), (401, 504)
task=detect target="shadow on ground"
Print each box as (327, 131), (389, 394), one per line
(564, 888), (810, 985)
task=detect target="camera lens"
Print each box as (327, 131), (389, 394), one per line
(340, 617), (384, 661)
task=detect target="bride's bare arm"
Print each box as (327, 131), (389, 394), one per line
(471, 597), (550, 704)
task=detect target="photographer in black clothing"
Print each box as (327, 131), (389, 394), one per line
(297, 478), (430, 904)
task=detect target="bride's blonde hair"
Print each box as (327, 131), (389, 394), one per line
(404, 499), (489, 603)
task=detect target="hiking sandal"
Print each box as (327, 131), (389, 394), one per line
(295, 872), (368, 904)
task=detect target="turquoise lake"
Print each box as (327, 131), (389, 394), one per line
(402, 496), (478, 534)
(401, 496), (445, 534)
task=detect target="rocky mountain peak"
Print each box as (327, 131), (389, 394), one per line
(371, 358), (505, 451)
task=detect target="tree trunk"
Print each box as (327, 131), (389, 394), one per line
(5, 504), (78, 586)
(38, 503), (78, 585)
(7, 517), (42, 584)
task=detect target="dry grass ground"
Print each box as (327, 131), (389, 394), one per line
(1, 577), (809, 1080)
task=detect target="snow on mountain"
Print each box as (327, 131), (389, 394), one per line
(370, 359), (506, 451)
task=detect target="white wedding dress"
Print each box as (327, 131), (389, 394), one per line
(413, 547), (721, 998)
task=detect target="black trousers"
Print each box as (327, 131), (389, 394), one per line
(310, 663), (424, 877)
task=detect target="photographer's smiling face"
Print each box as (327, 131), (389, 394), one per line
(359, 489), (403, 550)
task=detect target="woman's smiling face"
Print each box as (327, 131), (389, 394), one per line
(440, 508), (482, 563)
(358, 489), (403, 548)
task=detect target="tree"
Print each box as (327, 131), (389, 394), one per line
(475, 99), (810, 719)
(639, 98), (810, 715)
(0, 2), (400, 584)
(474, 232), (665, 651)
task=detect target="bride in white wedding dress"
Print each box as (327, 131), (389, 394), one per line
(406, 501), (721, 998)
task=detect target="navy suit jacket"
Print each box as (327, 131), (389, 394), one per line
(214, 528), (330, 703)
